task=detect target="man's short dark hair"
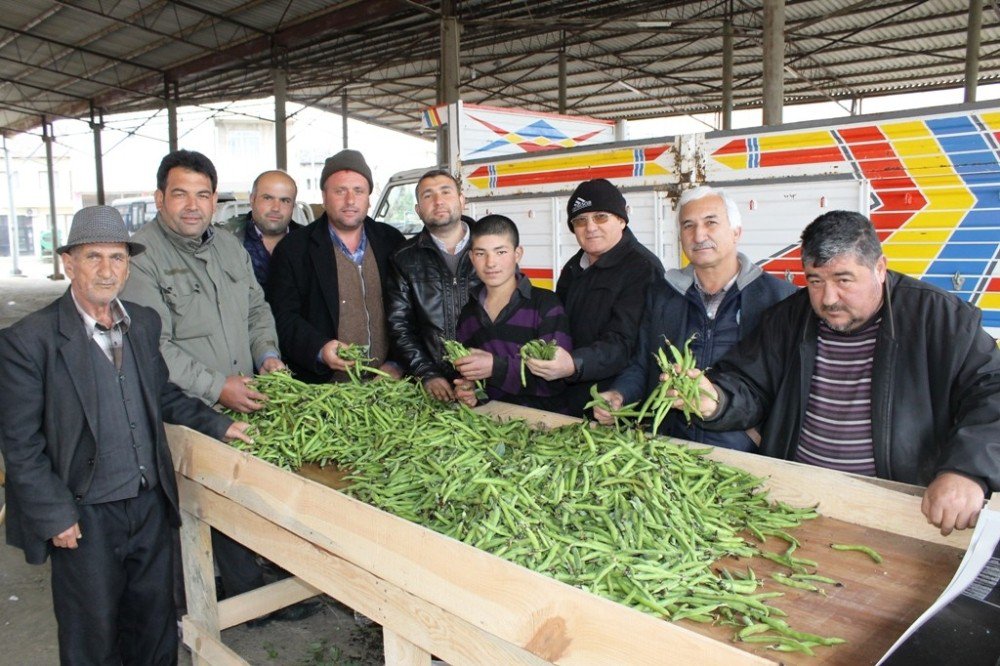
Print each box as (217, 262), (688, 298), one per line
(415, 169), (460, 196)
(801, 210), (882, 269)
(472, 214), (519, 248)
(156, 149), (218, 193)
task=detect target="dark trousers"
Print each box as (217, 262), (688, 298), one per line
(50, 487), (176, 666)
(211, 528), (264, 598)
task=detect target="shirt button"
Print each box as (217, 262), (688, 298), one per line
(130, 423), (136, 429)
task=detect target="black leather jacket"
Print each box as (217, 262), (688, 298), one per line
(706, 271), (1000, 490)
(386, 222), (481, 380)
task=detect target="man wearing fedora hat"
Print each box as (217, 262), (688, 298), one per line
(0, 205), (252, 664)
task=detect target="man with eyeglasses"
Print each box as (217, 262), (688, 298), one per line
(525, 178), (663, 414)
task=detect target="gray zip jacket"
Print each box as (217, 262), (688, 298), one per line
(122, 216), (280, 404)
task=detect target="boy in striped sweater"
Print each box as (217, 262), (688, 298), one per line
(453, 215), (572, 413)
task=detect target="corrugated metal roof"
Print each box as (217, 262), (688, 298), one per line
(0, 0), (997, 136)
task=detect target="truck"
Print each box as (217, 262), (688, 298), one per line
(372, 101), (1000, 336)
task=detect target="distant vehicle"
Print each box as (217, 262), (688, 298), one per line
(111, 196), (158, 234)
(372, 170), (423, 236)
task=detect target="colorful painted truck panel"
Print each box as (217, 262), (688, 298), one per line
(374, 102), (1000, 335)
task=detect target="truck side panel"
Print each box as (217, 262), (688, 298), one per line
(706, 108), (1000, 331)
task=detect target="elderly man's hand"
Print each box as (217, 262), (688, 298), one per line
(259, 357), (286, 374)
(223, 420), (255, 445)
(593, 390), (624, 425)
(424, 376), (455, 402)
(453, 349), (493, 382)
(523, 346), (575, 381)
(218, 375), (267, 413)
(921, 472), (985, 536)
(52, 523), (82, 549)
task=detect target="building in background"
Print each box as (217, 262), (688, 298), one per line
(0, 99), (436, 267)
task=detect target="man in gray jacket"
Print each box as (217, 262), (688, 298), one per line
(594, 186), (795, 450)
(123, 150), (285, 412)
(122, 149), (302, 613)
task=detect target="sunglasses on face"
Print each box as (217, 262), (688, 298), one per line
(570, 212), (614, 228)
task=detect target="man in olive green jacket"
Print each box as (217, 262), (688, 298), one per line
(123, 150), (285, 412)
(122, 150), (301, 611)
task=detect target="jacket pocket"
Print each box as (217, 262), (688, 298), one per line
(162, 284), (213, 340)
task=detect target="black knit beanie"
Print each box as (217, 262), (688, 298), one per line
(566, 178), (629, 230)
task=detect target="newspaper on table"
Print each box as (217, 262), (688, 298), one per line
(878, 508), (1000, 665)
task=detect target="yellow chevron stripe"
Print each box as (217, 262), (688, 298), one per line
(878, 121), (972, 275)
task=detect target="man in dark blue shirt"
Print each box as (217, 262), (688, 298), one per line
(234, 170), (301, 290)
(594, 186), (795, 451)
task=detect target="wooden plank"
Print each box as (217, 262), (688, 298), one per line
(178, 507), (220, 638)
(177, 477), (568, 666)
(181, 617), (248, 666)
(170, 426), (768, 665)
(680, 517), (962, 664)
(384, 628), (432, 666)
(474, 402), (978, 549)
(217, 576), (320, 630)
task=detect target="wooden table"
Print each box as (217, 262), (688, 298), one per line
(169, 403), (996, 665)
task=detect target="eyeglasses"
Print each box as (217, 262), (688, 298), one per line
(570, 212), (614, 228)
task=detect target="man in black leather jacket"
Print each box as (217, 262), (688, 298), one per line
(386, 170), (480, 400)
(687, 210), (1000, 536)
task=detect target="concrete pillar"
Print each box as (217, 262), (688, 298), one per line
(558, 42), (567, 114)
(91, 104), (105, 205)
(273, 67), (287, 170)
(437, 0), (460, 166)
(965, 0), (984, 103)
(42, 119), (63, 280)
(165, 77), (178, 152)
(722, 19), (734, 130)
(762, 0), (784, 126)
(342, 91), (349, 149)
(3, 134), (21, 276)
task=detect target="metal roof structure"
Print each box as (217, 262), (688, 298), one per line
(1, 0), (997, 137)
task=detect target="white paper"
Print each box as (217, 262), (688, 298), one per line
(877, 508), (1000, 664)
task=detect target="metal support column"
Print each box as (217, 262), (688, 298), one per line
(558, 38), (567, 115)
(3, 134), (21, 276)
(437, 0), (460, 167)
(273, 67), (287, 170)
(166, 77), (178, 152)
(90, 103), (105, 205)
(965, 0), (984, 103)
(342, 92), (349, 149)
(42, 118), (63, 280)
(722, 18), (734, 130)
(762, 0), (784, 126)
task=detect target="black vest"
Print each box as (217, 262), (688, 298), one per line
(83, 335), (157, 504)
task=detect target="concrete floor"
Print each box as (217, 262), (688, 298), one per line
(0, 266), (383, 665)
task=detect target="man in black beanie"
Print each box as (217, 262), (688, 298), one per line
(525, 178), (663, 414)
(267, 149), (405, 382)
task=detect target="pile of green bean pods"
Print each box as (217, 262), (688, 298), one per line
(227, 371), (847, 655)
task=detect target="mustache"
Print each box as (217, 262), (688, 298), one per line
(822, 303), (847, 313)
(691, 240), (717, 251)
